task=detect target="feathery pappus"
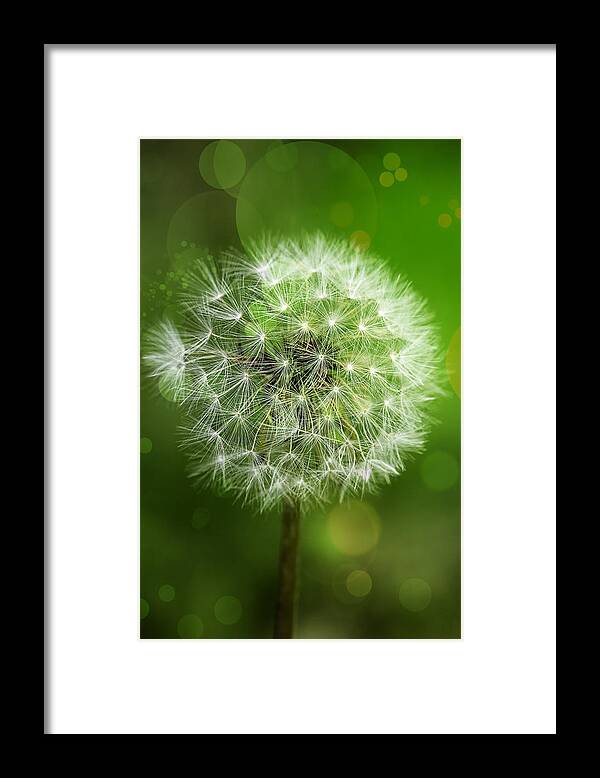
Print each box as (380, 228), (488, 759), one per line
(144, 234), (444, 512)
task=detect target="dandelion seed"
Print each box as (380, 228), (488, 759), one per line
(144, 233), (443, 515)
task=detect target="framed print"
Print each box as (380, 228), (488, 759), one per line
(46, 44), (555, 734)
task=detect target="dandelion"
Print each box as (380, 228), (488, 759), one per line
(144, 234), (443, 637)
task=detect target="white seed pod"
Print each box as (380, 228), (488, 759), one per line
(144, 234), (444, 512)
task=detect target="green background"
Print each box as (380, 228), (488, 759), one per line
(140, 139), (461, 639)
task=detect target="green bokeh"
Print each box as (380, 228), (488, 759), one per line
(399, 578), (433, 613)
(158, 584), (175, 603)
(140, 139), (460, 639)
(236, 141), (378, 252)
(214, 596), (243, 626)
(421, 451), (460, 492)
(177, 614), (204, 639)
(346, 570), (373, 598)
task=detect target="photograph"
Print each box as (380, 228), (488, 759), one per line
(46, 44), (555, 735)
(140, 139), (461, 639)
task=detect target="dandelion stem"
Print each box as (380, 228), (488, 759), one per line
(274, 500), (300, 638)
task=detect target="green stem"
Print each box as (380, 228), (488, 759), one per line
(273, 501), (300, 639)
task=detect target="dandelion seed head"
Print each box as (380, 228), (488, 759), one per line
(144, 234), (443, 512)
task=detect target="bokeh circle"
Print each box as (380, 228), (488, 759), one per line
(445, 328), (461, 397)
(421, 451), (460, 491)
(399, 578), (432, 612)
(236, 141), (378, 252)
(177, 614), (204, 638)
(167, 191), (237, 262)
(158, 584), (175, 603)
(199, 140), (246, 190)
(327, 501), (381, 556)
(346, 570), (373, 598)
(214, 595), (242, 625)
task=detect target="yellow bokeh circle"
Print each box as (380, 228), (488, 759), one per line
(346, 570), (373, 597)
(327, 500), (381, 556)
(383, 152), (401, 171)
(350, 230), (371, 251)
(445, 328), (461, 397)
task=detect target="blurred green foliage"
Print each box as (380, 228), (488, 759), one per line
(141, 139), (460, 639)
